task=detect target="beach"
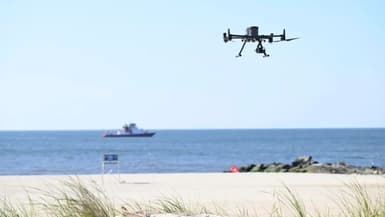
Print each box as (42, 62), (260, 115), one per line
(1, 173), (385, 216)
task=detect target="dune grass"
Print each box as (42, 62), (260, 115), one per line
(122, 196), (220, 216)
(0, 197), (38, 217)
(338, 182), (385, 217)
(1, 178), (385, 217)
(273, 182), (385, 217)
(39, 177), (116, 217)
(277, 185), (307, 217)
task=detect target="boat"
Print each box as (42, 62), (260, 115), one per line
(103, 123), (156, 138)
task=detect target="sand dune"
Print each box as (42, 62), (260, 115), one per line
(1, 173), (384, 216)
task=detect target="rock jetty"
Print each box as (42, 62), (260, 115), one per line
(234, 156), (385, 175)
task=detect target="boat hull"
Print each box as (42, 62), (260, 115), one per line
(103, 132), (156, 138)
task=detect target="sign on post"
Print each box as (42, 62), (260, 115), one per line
(104, 154), (118, 162)
(101, 154), (120, 182)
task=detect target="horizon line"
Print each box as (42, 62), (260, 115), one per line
(1, 126), (385, 132)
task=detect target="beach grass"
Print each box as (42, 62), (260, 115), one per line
(0, 197), (38, 217)
(39, 177), (116, 217)
(338, 182), (385, 217)
(1, 178), (385, 217)
(122, 196), (220, 216)
(273, 181), (385, 217)
(277, 185), (307, 217)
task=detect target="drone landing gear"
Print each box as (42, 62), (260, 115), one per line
(256, 42), (269, 57)
(236, 40), (247, 58)
(262, 53), (270, 58)
(235, 40), (270, 58)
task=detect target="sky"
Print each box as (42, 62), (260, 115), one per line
(1, 0), (385, 130)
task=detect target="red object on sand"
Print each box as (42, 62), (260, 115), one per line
(230, 165), (240, 173)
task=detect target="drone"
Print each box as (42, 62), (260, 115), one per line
(223, 26), (299, 57)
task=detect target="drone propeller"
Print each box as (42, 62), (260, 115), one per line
(272, 37), (300, 43)
(285, 37), (299, 41)
(279, 28), (299, 42)
(275, 28), (299, 43)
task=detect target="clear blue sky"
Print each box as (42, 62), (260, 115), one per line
(1, 0), (385, 130)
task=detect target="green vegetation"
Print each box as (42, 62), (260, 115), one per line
(0, 197), (38, 217)
(278, 185), (307, 217)
(41, 177), (116, 217)
(338, 182), (385, 217)
(0, 178), (384, 217)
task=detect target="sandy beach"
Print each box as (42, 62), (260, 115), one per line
(1, 173), (384, 216)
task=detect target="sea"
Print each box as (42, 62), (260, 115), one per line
(0, 129), (384, 175)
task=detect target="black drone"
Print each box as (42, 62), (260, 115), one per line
(223, 26), (299, 57)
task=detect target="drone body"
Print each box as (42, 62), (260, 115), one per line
(223, 26), (298, 57)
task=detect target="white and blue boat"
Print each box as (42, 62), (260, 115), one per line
(103, 123), (155, 138)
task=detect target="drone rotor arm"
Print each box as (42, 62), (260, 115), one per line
(258, 34), (276, 38)
(224, 34), (246, 42)
(228, 34), (247, 40)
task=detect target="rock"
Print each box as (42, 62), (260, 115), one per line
(331, 165), (348, 174)
(232, 156), (385, 175)
(264, 164), (281, 173)
(249, 164), (267, 172)
(291, 156), (312, 167)
(288, 166), (307, 173)
(281, 164), (291, 171)
(303, 165), (321, 173)
(264, 163), (290, 172)
(239, 164), (256, 172)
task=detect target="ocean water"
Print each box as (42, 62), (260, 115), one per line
(0, 129), (384, 175)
